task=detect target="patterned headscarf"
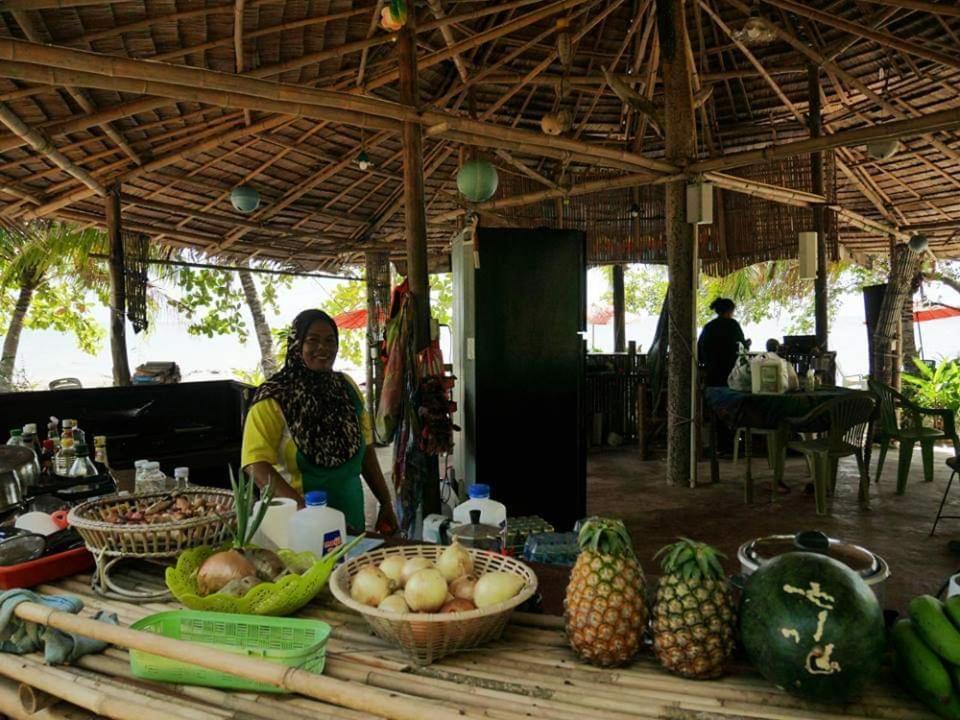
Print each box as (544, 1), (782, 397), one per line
(251, 310), (362, 468)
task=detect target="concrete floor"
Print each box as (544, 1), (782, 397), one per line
(586, 443), (959, 615)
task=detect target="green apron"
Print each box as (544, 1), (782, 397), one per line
(295, 387), (367, 531)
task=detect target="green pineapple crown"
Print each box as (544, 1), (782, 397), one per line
(577, 517), (636, 557)
(655, 538), (726, 580)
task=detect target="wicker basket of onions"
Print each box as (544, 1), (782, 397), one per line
(329, 543), (537, 665)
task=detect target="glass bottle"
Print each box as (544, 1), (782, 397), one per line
(21, 423), (40, 454)
(68, 444), (98, 478)
(93, 436), (109, 469)
(56, 437), (76, 475)
(47, 417), (61, 451)
(6, 429), (23, 447)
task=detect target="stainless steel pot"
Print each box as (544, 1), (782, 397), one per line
(738, 530), (890, 604)
(0, 446), (34, 511)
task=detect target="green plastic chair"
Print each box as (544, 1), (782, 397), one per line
(781, 391), (876, 515)
(868, 379), (959, 494)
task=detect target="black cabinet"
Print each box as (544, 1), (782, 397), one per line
(475, 227), (587, 531)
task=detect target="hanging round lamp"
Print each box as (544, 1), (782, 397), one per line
(457, 160), (499, 202)
(357, 150), (372, 171)
(230, 184), (260, 213)
(908, 234), (929, 254)
(380, 0), (407, 31)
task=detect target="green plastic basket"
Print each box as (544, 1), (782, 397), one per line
(129, 610), (331, 692)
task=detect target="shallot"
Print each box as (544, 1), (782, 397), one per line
(436, 542), (474, 582)
(351, 565), (393, 607)
(404, 568), (448, 612)
(474, 571), (524, 608)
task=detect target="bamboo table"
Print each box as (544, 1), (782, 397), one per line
(0, 564), (934, 720)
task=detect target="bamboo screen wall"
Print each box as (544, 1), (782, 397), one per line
(493, 156), (838, 274)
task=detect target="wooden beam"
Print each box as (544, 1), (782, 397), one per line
(856, 0), (960, 19)
(234, 0), (251, 126)
(902, 218), (960, 233)
(494, 149), (560, 189)
(426, 0), (470, 83)
(0, 0), (131, 8)
(704, 172), (824, 206)
(105, 186), (131, 387)
(612, 264), (626, 352)
(836, 206), (909, 240)
(759, 0), (960, 70)
(688, 107), (960, 173)
(659, 0), (697, 488)
(809, 64), (828, 349)
(0, 102), (106, 196)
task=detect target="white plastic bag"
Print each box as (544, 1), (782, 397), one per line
(727, 344), (753, 392)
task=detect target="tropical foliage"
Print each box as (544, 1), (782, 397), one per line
(0, 221), (106, 391)
(902, 358), (960, 421)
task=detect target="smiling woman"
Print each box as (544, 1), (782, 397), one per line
(240, 309), (399, 534)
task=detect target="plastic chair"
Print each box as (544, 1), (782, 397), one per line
(868, 379), (959, 494)
(782, 391), (876, 516)
(931, 457), (960, 536)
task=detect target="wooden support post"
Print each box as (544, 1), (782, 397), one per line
(612, 264), (626, 353)
(809, 64), (828, 350)
(659, 0), (696, 487)
(365, 251), (390, 427)
(398, 19), (439, 518)
(106, 186), (131, 387)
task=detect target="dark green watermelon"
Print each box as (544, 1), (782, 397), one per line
(740, 551), (884, 703)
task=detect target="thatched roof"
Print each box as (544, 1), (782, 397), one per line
(0, 0), (958, 273)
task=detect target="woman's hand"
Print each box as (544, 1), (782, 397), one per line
(376, 503), (400, 536)
(246, 461), (303, 507)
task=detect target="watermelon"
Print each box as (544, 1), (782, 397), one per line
(739, 551), (885, 703)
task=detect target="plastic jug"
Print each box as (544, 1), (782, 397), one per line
(453, 484), (507, 546)
(288, 490), (346, 558)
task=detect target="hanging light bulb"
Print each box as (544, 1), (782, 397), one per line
(629, 203), (641, 219)
(357, 149), (372, 171)
(734, 1), (777, 45)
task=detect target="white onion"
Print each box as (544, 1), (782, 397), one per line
(400, 556), (434, 587)
(441, 598), (476, 613)
(351, 565), (392, 607)
(436, 542), (474, 582)
(449, 575), (477, 601)
(378, 594), (410, 613)
(474, 572), (525, 608)
(404, 568), (448, 612)
(196, 549), (257, 597)
(379, 555), (406, 585)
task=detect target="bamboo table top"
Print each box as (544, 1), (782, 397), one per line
(0, 563), (934, 720)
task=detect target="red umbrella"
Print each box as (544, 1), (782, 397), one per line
(913, 304), (960, 323)
(588, 306), (615, 325)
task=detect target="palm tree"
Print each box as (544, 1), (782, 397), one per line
(238, 268), (278, 377)
(0, 220), (103, 391)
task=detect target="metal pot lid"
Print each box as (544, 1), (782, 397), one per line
(0, 446), (35, 473)
(449, 509), (501, 542)
(742, 530), (880, 578)
(0, 529), (45, 566)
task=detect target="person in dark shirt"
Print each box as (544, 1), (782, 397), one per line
(698, 297), (749, 387)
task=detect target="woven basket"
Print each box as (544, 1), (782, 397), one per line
(67, 489), (235, 559)
(329, 544), (537, 665)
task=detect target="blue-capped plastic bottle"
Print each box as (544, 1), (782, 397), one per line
(288, 490), (346, 558)
(453, 483), (507, 548)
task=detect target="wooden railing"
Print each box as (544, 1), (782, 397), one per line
(584, 353), (648, 447)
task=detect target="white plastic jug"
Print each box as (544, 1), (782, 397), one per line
(288, 490), (346, 558)
(453, 484), (507, 533)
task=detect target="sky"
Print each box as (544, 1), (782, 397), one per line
(7, 265), (959, 391)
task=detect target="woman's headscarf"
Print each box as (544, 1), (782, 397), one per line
(251, 309), (362, 468)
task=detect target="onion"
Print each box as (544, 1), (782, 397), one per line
(436, 542), (474, 582)
(196, 549), (257, 596)
(243, 548), (287, 581)
(449, 575), (477, 601)
(404, 568), (448, 612)
(379, 555), (406, 584)
(474, 571), (525, 608)
(441, 598), (476, 613)
(351, 565), (393, 607)
(400, 557), (434, 587)
(378, 594), (410, 613)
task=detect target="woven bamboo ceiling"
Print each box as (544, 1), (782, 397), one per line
(0, 0), (958, 271)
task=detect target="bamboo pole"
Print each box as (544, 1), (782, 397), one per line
(11, 601), (463, 720)
(703, 172), (824, 207)
(494, 149), (560, 189)
(0, 102), (105, 196)
(17, 684), (59, 715)
(809, 64), (828, 349)
(758, 0), (960, 70)
(0, 677), (96, 720)
(688, 107), (960, 173)
(856, 0), (960, 18)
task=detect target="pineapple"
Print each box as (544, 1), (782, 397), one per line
(650, 538), (736, 679)
(564, 517), (647, 667)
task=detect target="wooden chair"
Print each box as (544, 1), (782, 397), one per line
(867, 379), (959, 494)
(931, 456), (960, 536)
(782, 392), (876, 515)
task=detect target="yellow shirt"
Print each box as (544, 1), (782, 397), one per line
(241, 377), (374, 493)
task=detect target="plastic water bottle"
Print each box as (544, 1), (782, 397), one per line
(453, 483), (508, 545)
(174, 467), (190, 489)
(6, 429), (24, 447)
(288, 491), (346, 558)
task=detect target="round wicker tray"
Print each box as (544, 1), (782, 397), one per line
(330, 544), (537, 665)
(67, 489), (235, 559)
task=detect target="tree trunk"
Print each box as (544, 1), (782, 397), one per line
(106, 186), (132, 386)
(900, 291), (918, 376)
(0, 278), (36, 392)
(238, 269), (277, 378)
